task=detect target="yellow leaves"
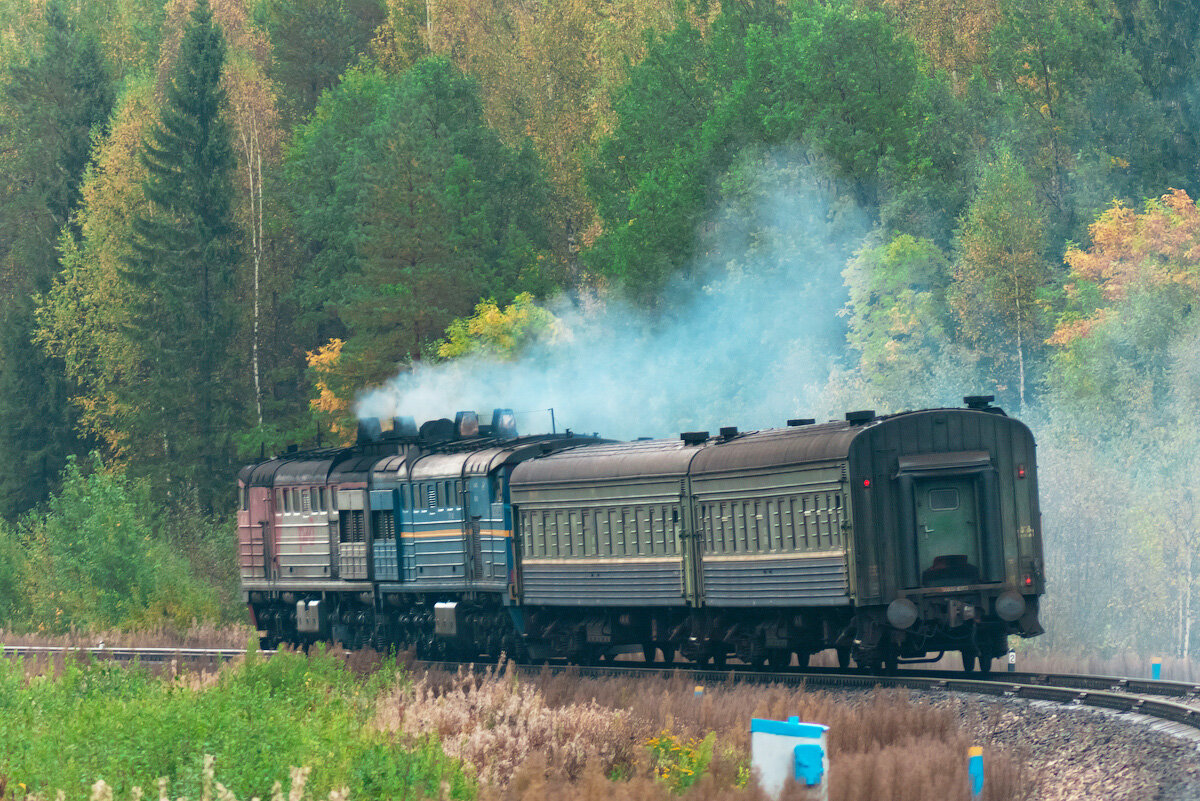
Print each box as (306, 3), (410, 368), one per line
(306, 339), (356, 445)
(437, 292), (556, 360)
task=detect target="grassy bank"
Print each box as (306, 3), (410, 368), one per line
(0, 650), (1023, 801)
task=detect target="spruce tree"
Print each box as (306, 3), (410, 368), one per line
(0, 1), (112, 519)
(122, 0), (240, 512)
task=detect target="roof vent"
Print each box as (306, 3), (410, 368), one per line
(357, 417), (382, 443)
(681, 431), (709, 445)
(418, 418), (455, 445)
(392, 416), (418, 439)
(719, 426), (739, 439)
(964, 395), (995, 410)
(787, 418), (816, 427)
(491, 408), (518, 439)
(455, 410), (480, 438)
(845, 410), (875, 425)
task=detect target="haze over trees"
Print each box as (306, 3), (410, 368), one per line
(0, 0), (1199, 655)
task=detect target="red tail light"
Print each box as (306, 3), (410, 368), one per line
(1017, 464), (1026, 479)
(863, 479), (871, 489)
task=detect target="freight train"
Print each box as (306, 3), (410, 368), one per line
(237, 397), (1045, 673)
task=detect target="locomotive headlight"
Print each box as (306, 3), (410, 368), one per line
(995, 590), (1027, 622)
(887, 597), (919, 629)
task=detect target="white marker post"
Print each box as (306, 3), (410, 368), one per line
(750, 716), (828, 801)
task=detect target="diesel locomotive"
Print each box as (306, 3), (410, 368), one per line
(238, 397), (1045, 672)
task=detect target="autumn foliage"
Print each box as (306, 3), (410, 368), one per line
(1052, 189), (1200, 346)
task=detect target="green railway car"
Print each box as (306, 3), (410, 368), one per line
(509, 398), (1044, 672)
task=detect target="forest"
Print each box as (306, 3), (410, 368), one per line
(0, 0), (1197, 659)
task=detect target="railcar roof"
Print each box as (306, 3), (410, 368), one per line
(274, 459), (336, 485)
(511, 437), (702, 484)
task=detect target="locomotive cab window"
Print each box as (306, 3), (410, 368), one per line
(928, 488), (960, 511)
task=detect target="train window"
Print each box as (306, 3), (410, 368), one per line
(426, 484), (436, 509)
(491, 474), (503, 504)
(289, 488), (298, 514)
(454, 480), (463, 506)
(929, 488), (959, 511)
(282, 489), (291, 514)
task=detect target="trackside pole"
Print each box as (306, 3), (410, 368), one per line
(969, 746), (984, 797)
(1152, 658), (1163, 680)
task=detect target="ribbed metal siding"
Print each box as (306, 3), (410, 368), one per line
(402, 535), (467, 587)
(701, 553), (849, 606)
(373, 538), (399, 582)
(340, 542), (369, 580)
(522, 559), (684, 606)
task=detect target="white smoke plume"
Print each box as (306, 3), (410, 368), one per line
(356, 149), (890, 439)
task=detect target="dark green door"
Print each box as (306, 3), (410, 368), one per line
(915, 477), (981, 586)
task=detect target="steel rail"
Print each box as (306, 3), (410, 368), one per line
(416, 660), (1200, 735)
(4, 645), (1198, 735)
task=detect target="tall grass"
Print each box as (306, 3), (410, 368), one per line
(2, 651), (1025, 801)
(0, 647), (472, 801)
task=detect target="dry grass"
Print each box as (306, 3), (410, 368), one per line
(0, 623), (255, 650)
(382, 661), (1027, 801)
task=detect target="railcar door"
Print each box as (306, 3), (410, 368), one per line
(914, 477), (980, 586)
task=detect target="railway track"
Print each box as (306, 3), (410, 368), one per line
(5, 644), (1200, 738)
(417, 659), (1200, 739)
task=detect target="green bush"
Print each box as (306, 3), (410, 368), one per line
(2, 454), (232, 632)
(0, 648), (474, 800)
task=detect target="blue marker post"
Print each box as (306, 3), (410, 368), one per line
(1152, 658), (1162, 680)
(968, 746), (984, 797)
(694, 685), (704, 698)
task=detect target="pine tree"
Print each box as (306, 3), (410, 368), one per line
(121, 0), (241, 512)
(0, 1), (112, 519)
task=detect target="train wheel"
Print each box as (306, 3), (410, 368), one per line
(836, 647), (851, 669)
(642, 643), (657, 663)
(978, 654), (994, 675)
(960, 649), (978, 673)
(795, 651), (810, 669)
(711, 652), (727, 670)
(767, 649), (792, 668)
(661, 644), (675, 665)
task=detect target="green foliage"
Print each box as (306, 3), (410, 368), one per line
(437, 292), (557, 361)
(260, 0), (387, 124)
(120, 0), (242, 513)
(843, 234), (978, 405)
(645, 732), (715, 793)
(0, 649), (474, 801)
(0, 454), (224, 632)
(0, 0), (113, 519)
(952, 148), (1053, 410)
(586, 1), (968, 301)
(286, 58), (558, 385)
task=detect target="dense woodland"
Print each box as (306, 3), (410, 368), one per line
(0, 0), (1198, 657)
